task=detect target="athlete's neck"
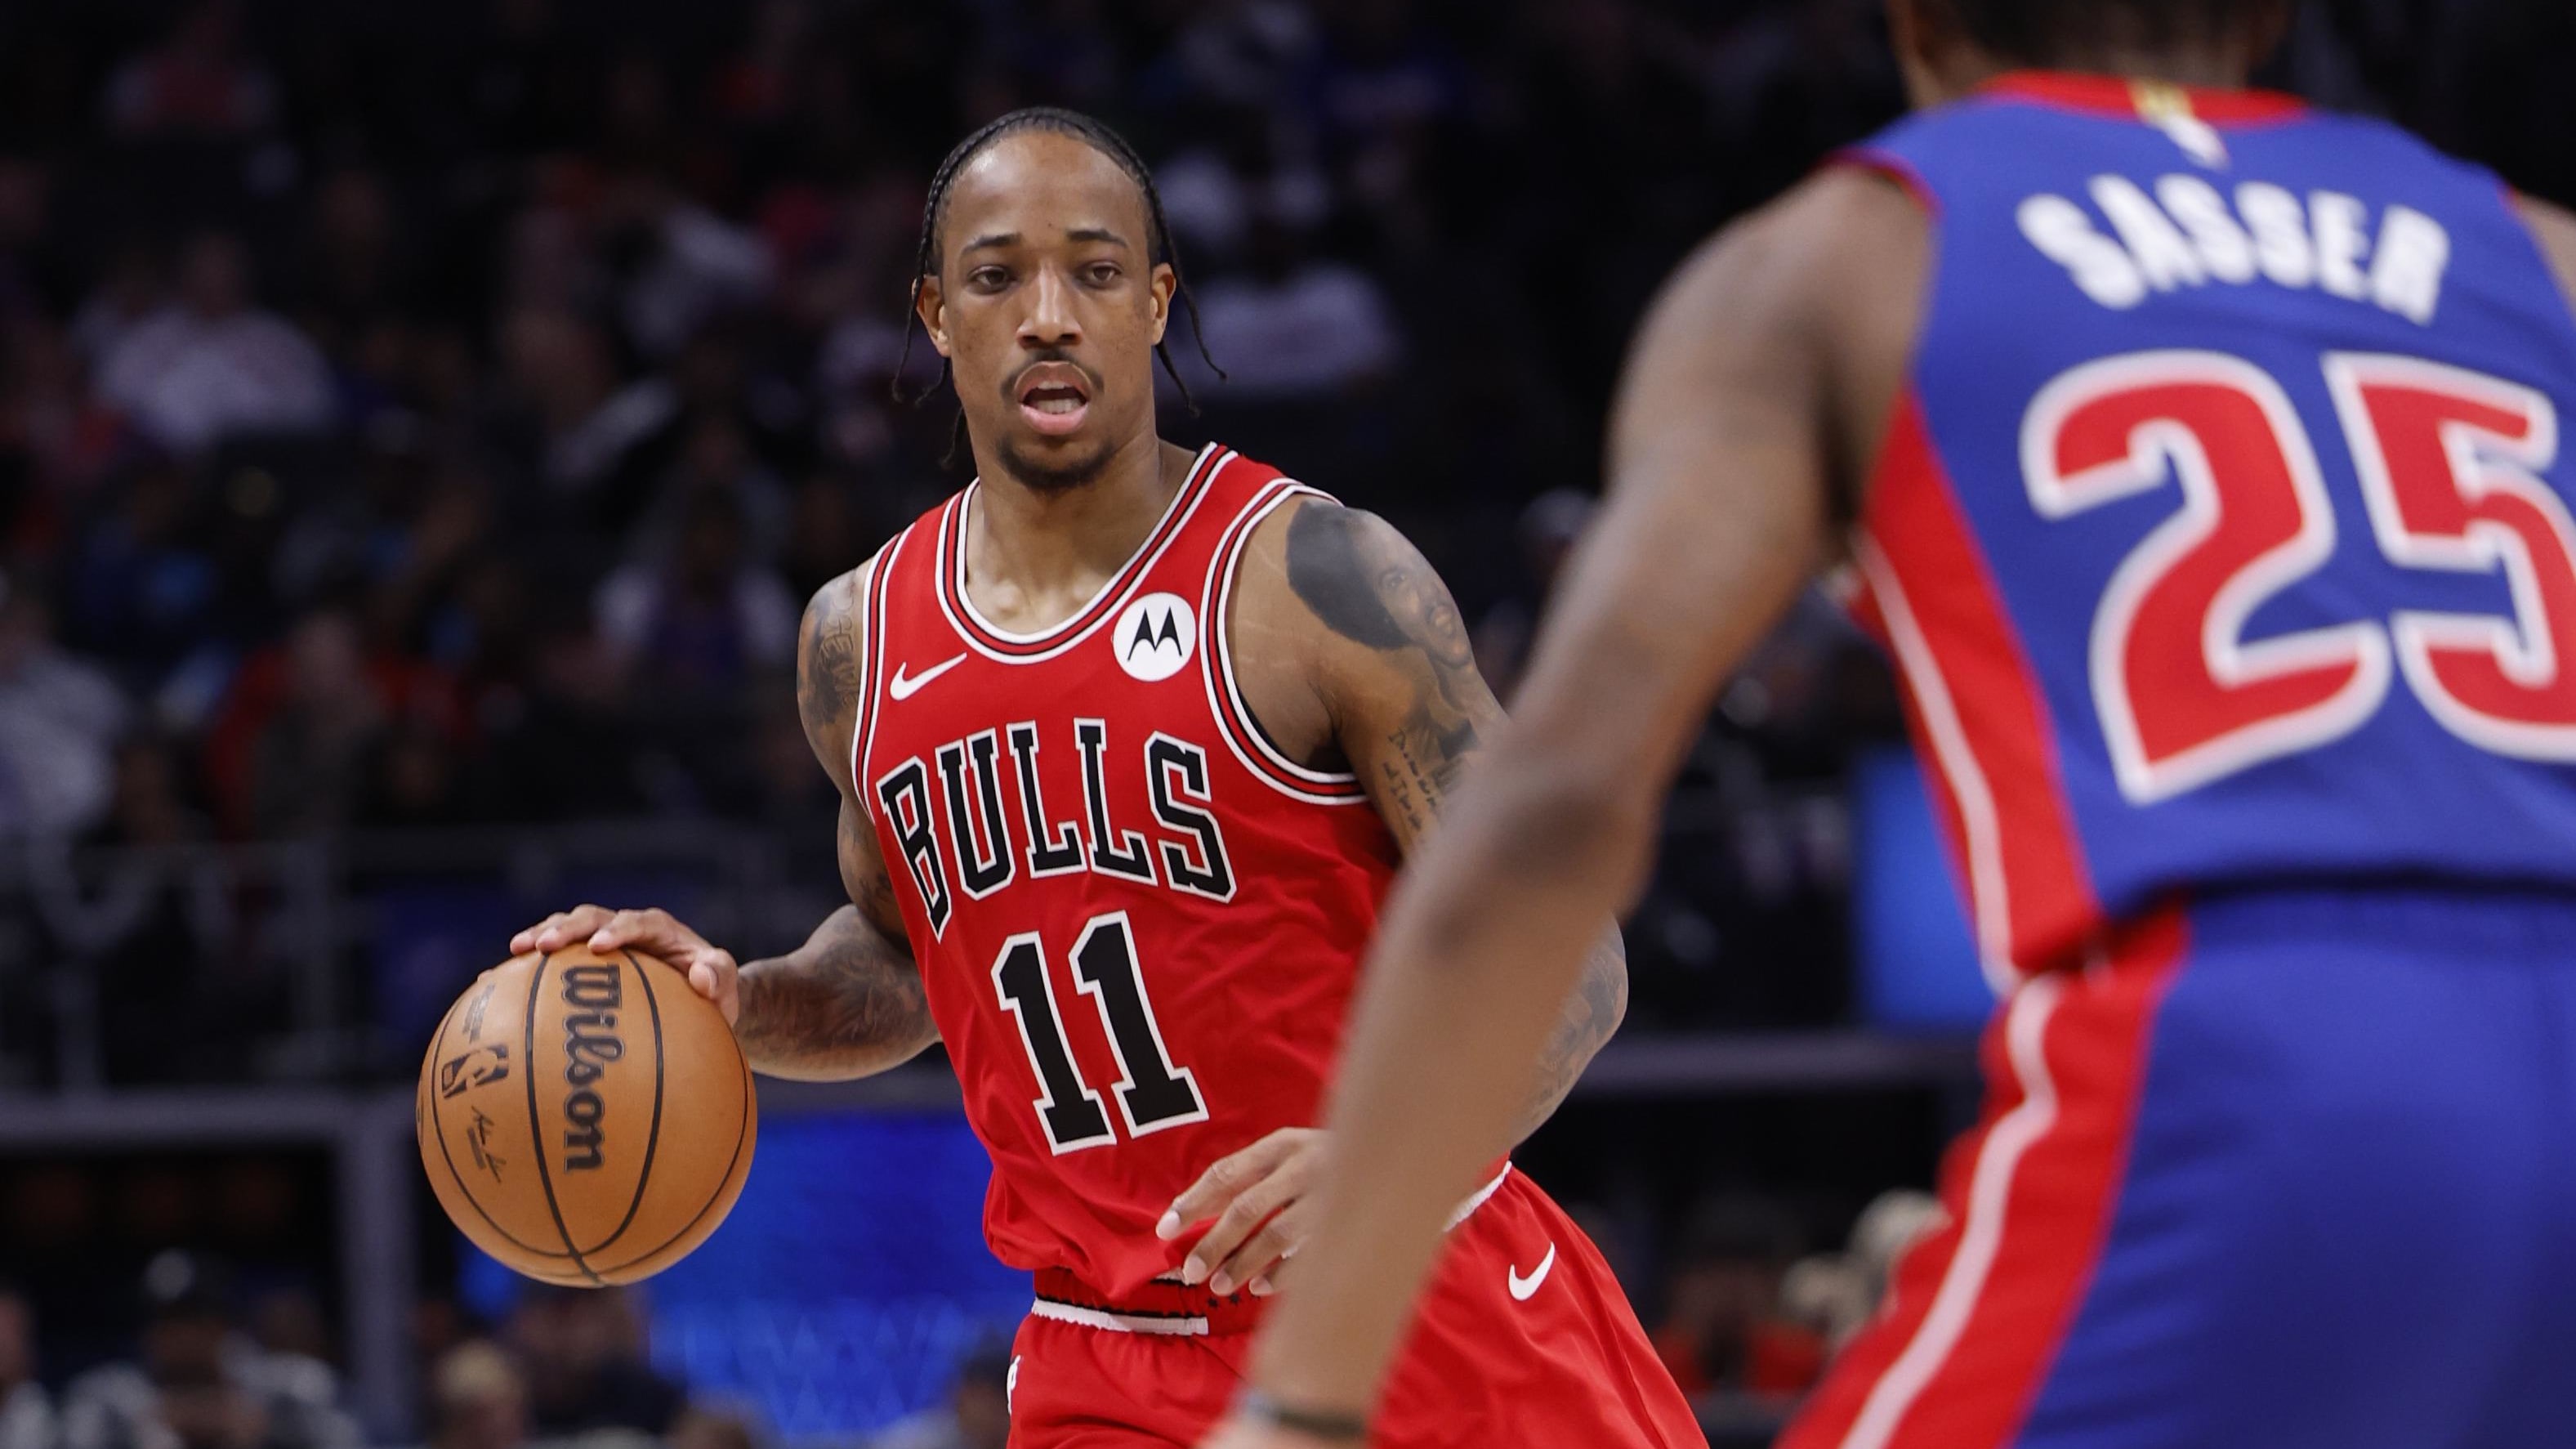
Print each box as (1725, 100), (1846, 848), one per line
(1913, 51), (2257, 108)
(961, 428), (1199, 634)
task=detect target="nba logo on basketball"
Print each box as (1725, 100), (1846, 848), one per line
(437, 1044), (510, 1098)
(1114, 593), (1195, 682)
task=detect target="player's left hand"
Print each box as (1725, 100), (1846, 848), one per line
(1194, 1411), (1349, 1449)
(1158, 1127), (1328, 1297)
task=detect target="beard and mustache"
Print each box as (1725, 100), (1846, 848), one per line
(989, 351), (1118, 494)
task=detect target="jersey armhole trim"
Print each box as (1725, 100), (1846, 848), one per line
(1199, 480), (1372, 806)
(1825, 145), (1941, 220)
(850, 530), (909, 820)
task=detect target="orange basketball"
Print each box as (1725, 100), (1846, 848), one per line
(416, 946), (756, 1286)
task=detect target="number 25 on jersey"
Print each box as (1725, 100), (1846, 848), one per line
(2024, 348), (2576, 803)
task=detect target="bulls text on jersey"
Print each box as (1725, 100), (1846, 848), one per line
(874, 719), (1238, 936)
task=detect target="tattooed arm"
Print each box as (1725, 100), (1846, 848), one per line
(521, 562), (939, 1081)
(1231, 499), (1627, 1142)
(740, 562), (942, 1080)
(1150, 501), (1628, 1307)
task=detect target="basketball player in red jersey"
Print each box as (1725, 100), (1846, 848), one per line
(1212, 0), (2576, 1444)
(510, 110), (1700, 1448)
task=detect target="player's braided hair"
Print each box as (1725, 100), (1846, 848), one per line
(1935, 0), (2288, 65)
(895, 107), (1222, 464)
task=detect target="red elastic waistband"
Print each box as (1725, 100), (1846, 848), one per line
(1031, 1268), (1269, 1335)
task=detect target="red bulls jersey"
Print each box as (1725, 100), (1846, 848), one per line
(852, 445), (1398, 1296)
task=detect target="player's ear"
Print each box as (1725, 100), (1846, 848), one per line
(1885, 0), (1980, 110)
(1148, 262), (1174, 347)
(915, 274), (953, 358)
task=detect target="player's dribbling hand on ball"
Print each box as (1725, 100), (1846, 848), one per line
(511, 905), (740, 1026)
(1158, 1126), (1328, 1297)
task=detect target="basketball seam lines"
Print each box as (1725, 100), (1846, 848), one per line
(428, 984), (571, 1259)
(589, 1040), (754, 1278)
(525, 954), (605, 1286)
(576, 950), (667, 1261)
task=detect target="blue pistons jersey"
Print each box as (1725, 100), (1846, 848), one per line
(1840, 71), (2576, 978)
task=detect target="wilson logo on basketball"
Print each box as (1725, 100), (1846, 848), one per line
(559, 964), (626, 1171)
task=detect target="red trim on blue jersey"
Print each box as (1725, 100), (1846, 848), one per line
(1828, 146), (1940, 217)
(1980, 69), (2307, 125)
(937, 445), (1226, 659)
(1855, 394), (2098, 977)
(1780, 908), (2186, 1449)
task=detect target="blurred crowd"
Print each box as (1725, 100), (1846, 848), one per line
(0, 1255), (778, 1449)
(0, 0), (2565, 1075)
(0, 0), (2572, 1440)
(0, 1184), (1949, 1449)
(0, 0), (1943, 1087)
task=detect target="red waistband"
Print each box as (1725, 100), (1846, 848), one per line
(1031, 1268), (1269, 1335)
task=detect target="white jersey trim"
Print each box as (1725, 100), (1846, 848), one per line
(937, 444), (1228, 664)
(850, 530), (909, 824)
(1025, 1167), (1513, 1335)
(1199, 479), (1371, 806)
(1026, 1299), (1210, 1335)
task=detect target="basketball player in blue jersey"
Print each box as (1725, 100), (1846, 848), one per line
(1205, 2), (2576, 1447)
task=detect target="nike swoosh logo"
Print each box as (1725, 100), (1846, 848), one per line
(1507, 1242), (1556, 1302)
(889, 653), (967, 701)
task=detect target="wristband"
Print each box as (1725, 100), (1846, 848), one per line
(1235, 1389), (1369, 1443)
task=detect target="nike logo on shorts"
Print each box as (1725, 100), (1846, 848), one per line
(890, 653), (968, 700)
(1507, 1242), (1557, 1302)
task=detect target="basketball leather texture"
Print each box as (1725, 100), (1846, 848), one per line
(417, 946), (756, 1286)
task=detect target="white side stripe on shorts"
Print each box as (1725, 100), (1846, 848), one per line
(1837, 974), (2066, 1449)
(1033, 1167), (1521, 1335)
(1027, 1299), (1211, 1335)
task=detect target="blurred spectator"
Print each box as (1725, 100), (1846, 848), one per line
(424, 1344), (527, 1449)
(243, 610), (390, 838)
(2, 319), (127, 541)
(865, 1346), (1007, 1449)
(100, 1), (279, 141)
(1786, 1188), (1941, 1354)
(595, 489), (797, 697)
(0, 575), (130, 838)
(1650, 1194), (1824, 1402)
(667, 1404), (765, 1449)
(626, 417), (791, 572)
(503, 1290), (680, 1439)
(62, 1252), (359, 1449)
(475, 610), (647, 821)
(62, 459), (218, 691)
(0, 1281), (53, 1449)
(96, 234), (334, 454)
(495, 309), (676, 522)
(1471, 486), (1594, 702)
(1176, 216), (1399, 400)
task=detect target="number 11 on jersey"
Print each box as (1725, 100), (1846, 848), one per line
(994, 911), (1208, 1154)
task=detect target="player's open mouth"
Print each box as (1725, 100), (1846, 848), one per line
(1016, 365), (1093, 438)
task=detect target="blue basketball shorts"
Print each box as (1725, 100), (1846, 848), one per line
(1784, 884), (2576, 1449)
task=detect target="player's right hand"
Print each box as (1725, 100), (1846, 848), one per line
(511, 905), (740, 1026)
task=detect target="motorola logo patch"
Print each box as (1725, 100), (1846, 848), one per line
(1113, 593), (1196, 682)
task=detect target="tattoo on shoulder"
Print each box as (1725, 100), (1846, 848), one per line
(1285, 505), (1476, 674)
(1285, 503), (1494, 839)
(798, 576), (866, 740)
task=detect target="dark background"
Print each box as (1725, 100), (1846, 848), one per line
(0, 0), (2569, 1445)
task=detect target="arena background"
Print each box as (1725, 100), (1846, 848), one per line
(0, 1), (2568, 1447)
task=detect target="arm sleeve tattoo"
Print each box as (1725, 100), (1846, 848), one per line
(1285, 503), (1627, 1140)
(735, 572), (940, 1081)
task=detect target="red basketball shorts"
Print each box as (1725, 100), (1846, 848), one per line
(1003, 1166), (1703, 1447)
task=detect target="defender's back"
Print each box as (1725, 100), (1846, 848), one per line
(1844, 72), (2576, 977)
